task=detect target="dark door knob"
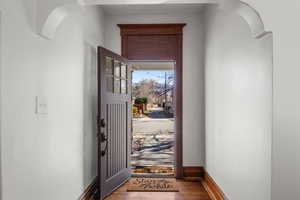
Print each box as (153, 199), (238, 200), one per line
(100, 119), (106, 128)
(100, 133), (108, 142)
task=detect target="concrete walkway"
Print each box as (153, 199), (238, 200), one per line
(131, 107), (175, 169)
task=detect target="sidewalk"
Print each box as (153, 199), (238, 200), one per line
(131, 107), (175, 171)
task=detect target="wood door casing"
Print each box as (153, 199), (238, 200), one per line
(118, 24), (185, 178)
(98, 47), (132, 199)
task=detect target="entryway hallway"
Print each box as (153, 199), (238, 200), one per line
(4, 1), (299, 200)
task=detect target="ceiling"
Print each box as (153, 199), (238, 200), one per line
(102, 4), (206, 15)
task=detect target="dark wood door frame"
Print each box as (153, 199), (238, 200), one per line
(118, 24), (186, 178)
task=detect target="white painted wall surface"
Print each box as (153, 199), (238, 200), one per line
(103, 12), (206, 166)
(0, 1), (104, 199)
(204, 5), (272, 200)
(0, 10), (3, 200)
(240, 1), (300, 199)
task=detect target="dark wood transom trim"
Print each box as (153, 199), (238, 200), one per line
(117, 24), (186, 35)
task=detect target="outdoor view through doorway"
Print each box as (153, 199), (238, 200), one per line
(131, 61), (175, 176)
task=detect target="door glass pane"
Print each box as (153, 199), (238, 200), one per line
(114, 78), (121, 93)
(114, 60), (120, 77)
(105, 57), (113, 75)
(121, 64), (127, 79)
(121, 80), (127, 94)
(106, 76), (113, 93)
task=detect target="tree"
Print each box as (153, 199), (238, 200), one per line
(132, 79), (160, 104)
(134, 97), (148, 105)
(132, 72), (175, 105)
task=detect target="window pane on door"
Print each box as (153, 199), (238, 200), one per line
(121, 80), (127, 94)
(121, 64), (127, 79)
(114, 60), (120, 77)
(105, 57), (113, 75)
(107, 76), (113, 93)
(114, 78), (121, 93)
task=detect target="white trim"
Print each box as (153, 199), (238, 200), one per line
(218, 0), (269, 39)
(38, 0), (269, 40)
(79, 0), (218, 5)
(39, 0), (218, 39)
(235, 1), (266, 39)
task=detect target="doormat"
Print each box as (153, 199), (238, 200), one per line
(127, 178), (179, 192)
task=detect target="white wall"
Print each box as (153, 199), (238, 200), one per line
(241, 0), (300, 199)
(104, 12), (206, 166)
(0, 10), (3, 200)
(204, 5), (272, 200)
(0, 1), (104, 199)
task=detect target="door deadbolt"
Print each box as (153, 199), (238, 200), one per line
(100, 119), (106, 128)
(100, 133), (108, 142)
(101, 133), (108, 156)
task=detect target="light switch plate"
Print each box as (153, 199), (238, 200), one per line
(36, 96), (48, 115)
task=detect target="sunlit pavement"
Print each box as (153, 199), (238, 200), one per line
(131, 108), (175, 169)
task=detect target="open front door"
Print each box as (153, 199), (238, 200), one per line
(97, 47), (132, 199)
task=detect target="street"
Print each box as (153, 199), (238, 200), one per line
(131, 107), (175, 173)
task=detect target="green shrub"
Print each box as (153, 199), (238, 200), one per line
(134, 97), (148, 105)
(132, 106), (138, 114)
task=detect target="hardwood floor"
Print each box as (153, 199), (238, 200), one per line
(103, 179), (212, 200)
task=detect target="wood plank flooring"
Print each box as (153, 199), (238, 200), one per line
(103, 179), (212, 200)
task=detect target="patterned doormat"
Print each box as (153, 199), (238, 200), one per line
(127, 178), (179, 192)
